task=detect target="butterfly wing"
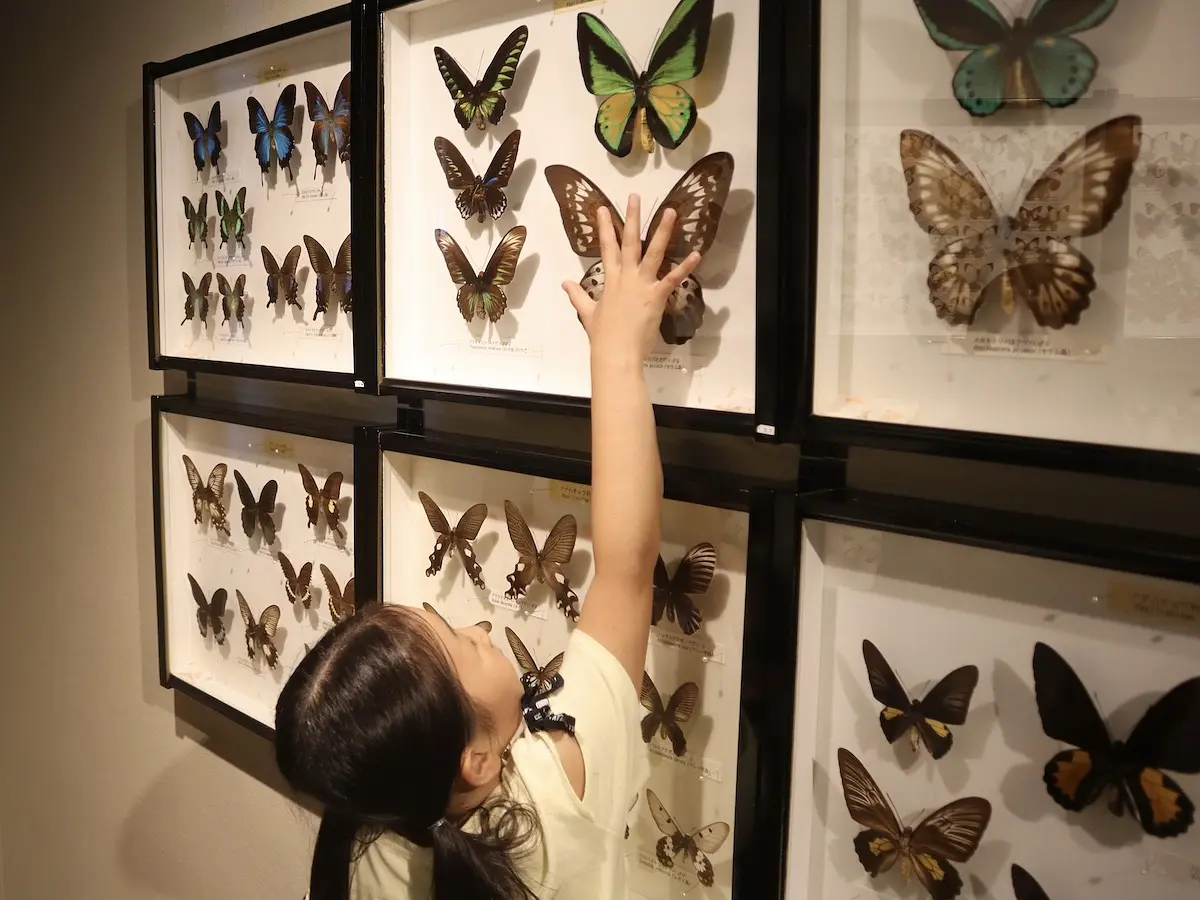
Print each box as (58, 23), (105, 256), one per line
(272, 84), (297, 168)
(330, 234), (353, 313)
(434, 137), (481, 219)
(304, 235), (334, 320)
(419, 490), (454, 576)
(331, 73), (351, 161)
(641, 0), (714, 150)
(184, 101), (222, 170)
(646, 789), (688, 856)
(662, 681), (699, 756)
(261, 246), (281, 306)
(453, 502), (489, 589)
(640, 672), (665, 743)
(236, 590), (256, 659)
(246, 95), (272, 171)
(482, 129), (521, 220)
(298, 463), (320, 527)
(911, 797), (992, 863)
(647, 154), (735, 261)
(257, 604), (281, 668)
(433, 229), (484, 322)
(321, 472), (344, 532)
(576, 12), (641, 157)
(544, 165), (627, 258)
(686, 821), (730, 887)
(476, 26), (529, 128)
(861, 639), (919, 746)
(538, 513), (580, 621)
(505, 626), (539, 677)
(1022, 1), (1117, 109)
(320, 564), (350, 623)
(468, 225), (527, 323)
(304, 81), (332, 166)
(911, 0), (1011, 50)
(234, 470), (257, 538)
(1120, 676), (1200, 837)
(188, 573), (211, 638)
(916, 665), (980, 759)
(256, 480), (278, 544)
(433, 47), (476, 131)
(503, 500), (539, 599)
(1011, 864), (1052, 900)
(837, 748), (905, 877)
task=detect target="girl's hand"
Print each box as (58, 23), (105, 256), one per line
(562, 194), (702, 367)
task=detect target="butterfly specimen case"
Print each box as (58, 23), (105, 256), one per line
(144, 8), (358, 387)
(797, 0), (1200, 481)
(151, 396), (367, 736)
(370, 428), (795, 899)
(785, 490), (1200, 900)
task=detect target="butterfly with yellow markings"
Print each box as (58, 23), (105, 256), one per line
(182, 454), (229, 537)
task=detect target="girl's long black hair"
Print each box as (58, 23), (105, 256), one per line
(275, 604), (539, 900)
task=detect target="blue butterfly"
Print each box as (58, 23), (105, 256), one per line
(912, 0), (1117, 117)
(246, 84), (298, 180)
(304, 73), (351, 176)
(183, 101), (222, 172)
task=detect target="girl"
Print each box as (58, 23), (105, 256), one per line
(275, 195), (703, 900)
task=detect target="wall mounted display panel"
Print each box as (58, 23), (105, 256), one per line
(787, 493), (1200, 900)
(145, 7), (358, 387)
(370, 0), (785, 433)
(375, 430), (795, 897)
(802, 0), (1200, 480)
(152, 396), (361, 736)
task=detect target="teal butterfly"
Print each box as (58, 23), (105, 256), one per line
(912, 0), (1117, 117)
(576, 0), (713, 157)
(216, 187), (247, 250)
(182, 194), (208, 248)
(434, 26), (529, 131)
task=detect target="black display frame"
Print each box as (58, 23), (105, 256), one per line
(150, 394), (382, 740)
(371, 425), (807, 899)
(354, 0), (793, 437)
(143, 5), (376, 391)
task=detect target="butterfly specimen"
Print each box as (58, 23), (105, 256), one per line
(182, 454), (229, 536)
(545, 152), (734, 345)
(247, 83), (298, 178)
(1032, 641), (1200, 838)
(298, 463), (343, 532)
(652, 542), (716, 636)
(183, 101), (222, 172)
(182, 194), (208, 248)
(1010, 865), (1050, 900)
(261, 244), (302, 309)
(576, 0), (714, 157)
(434, 226), (527, 324)
(434, 129), (522, 222)
(505, 627), (564, 696)
(417, 491), (487, 589)
(233, 470), (277, 543)
(216, 187), (248, 250)
(645, 789), (729, 887)
(912, 0), (1117, 118)
(180, 272), (212, 326)
(502, 500), (581, 622)
(304, 234), (352, 320)
(188, 573), (227, 644)
(424, 602), (491, 633)
(320, 564), (355, 624)
(237, 591), (280, 668)
(640, 673), (699, 757)
(304, 73), (351, 169)
(837, 748), (991, 900)
(900, 115), (1142, 328)
(434, 25), (529, 131)
(279, 552), (313, 608)
(862, 639), (979, 760)
(216, 273), (247, 327)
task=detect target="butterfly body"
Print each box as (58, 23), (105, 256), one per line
(418, 491), (487, 588)
(304, 234), (352, 319)
(435, 227), (527, 323)
(298, 463), (344, 533)
(435, 26), (529, 131)
(182, 195), (208, 248)
(646, 789), (729, 887)
(188, 574), (228, 644)
(279, 552), (313, 608)
(505, 627), (564, 695)
(216, 273), (248, 327)
(652, 542), (716, 636)
(304, 74), (351, 169)
(183, 101), (222, 172)
(503, 500), (580, 621)
(181, 272), (212, 326)
(216, 187), (247, 250)
(246, 83), (297, 178)
(261, 244), (302, 309)
(237, 591), (280, 668)
(434, 130), (521, 222)
(182, 455), (229, 536)
(640, 673), (699, 756)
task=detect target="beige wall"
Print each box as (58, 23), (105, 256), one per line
(1, 1), (1199, 899)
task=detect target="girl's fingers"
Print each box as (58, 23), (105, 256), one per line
(658, 251), (703, 295)
(621, 194), (642, 272)
(562, 280), (595, 329)
(597, 207), (619, 280)
(640, 207), (676, 278)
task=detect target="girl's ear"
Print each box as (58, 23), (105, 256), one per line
(459, 736), (503, 789)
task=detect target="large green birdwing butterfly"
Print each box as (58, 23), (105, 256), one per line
(181, 272), (212, 326)
(216, 273), (247, 328)
(182, 194), (208, 248)
(576, 0), (714, 157)
(216, 187), (247, 250)
(435, 26), (529, 131)
(912, 0), (1117, 117)
(900, 115), (1141, 328)
(434, 226), (527, 324)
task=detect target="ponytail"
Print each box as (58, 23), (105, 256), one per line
(309, 810), (367, 900)
(429, 800), (540, 900)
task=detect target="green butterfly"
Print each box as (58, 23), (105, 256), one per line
(182, 194), (208, 248)
(576, 0), (714, 158)
(912, 0), (1118, 117)
(434, 26), (529, 131)
(216, 187), (247, 250)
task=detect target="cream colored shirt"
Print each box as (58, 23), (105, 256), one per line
(349, 630), (649, 899)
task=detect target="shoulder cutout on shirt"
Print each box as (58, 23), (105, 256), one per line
(549, 730), (586, 800)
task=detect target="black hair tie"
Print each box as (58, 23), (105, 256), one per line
(519, 672), (576, 737)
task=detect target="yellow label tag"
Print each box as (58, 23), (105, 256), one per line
(554, 0), (602, 12)
(262, 438), (294, 457)
(258, 64), (289, 82)
(549, 480), (592, 504)
(1107, 581), (1200, 633)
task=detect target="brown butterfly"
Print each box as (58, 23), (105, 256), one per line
(653, 542), (716, 636)
(321, 564), (355, 624)
(1011, 865), (1051, 900)
(422, 601), (491, 633)
(434, 226), (527, 323)
(418, 491), (487, 589)
(434, 129), (521, 222)
(261, 244), (302, 309)
(182, 455), (230, 537)
(900, 115), (1142, 328)
(298, 463), (343, 533)
(645, 789), (730, 887)
(640, 673), (699, 757)
(237, 591), (280, 668)
(837, 748), (991, 900)
(505, 626), (563, 695)
(502, 500), (580, 621)
(278, 552), (313, 608)
(188, 574), (227, 644)
(234, 470), (278, 544)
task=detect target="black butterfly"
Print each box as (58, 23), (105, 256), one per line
(303, 234), (352, 319)
(181, 272), (212, 326)
(278, 551), (313, 608)
(503, 500), (580, 621)
(261, 244), (302, 309)
(645, 789), (730, 887)
(188, 574), (227, 644)
(234, 470), (277, 544)
(320, 564), (355, 624)
(183, 101), (221, 172)
(418, 491), (487, 589)
(182, 194), (208, 248)
(237, 591), (280, 668)
(434, 130), (522, 222)
(838, 748), (991, 900)
(298, 463), (343, 533)
(434, 226), (527, 323)
(423, 602), (491, 633)
(1032, 641), (1200, 838)
(505, 626), (564, 696)
(182, 454), (229, 536)
(1010, 864), (1050, 900)
(652, 542), (716, 636)
(862, 639), (979, 759)
(216, 273), (247, 327)
(640, 673), (699, 757)
(434, 25), (529, 131)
